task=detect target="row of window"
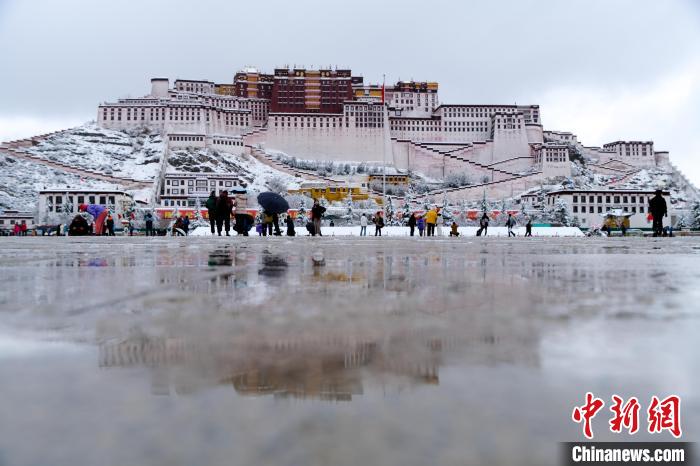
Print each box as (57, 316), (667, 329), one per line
(573, 194), (650, 205)
(573, 205), (645, 214)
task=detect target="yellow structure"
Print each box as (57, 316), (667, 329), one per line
(214, 84), (236, 96)
(368, 174), (410, 185)
(288, 183), (369, 202)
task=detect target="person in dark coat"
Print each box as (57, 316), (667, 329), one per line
(145, 212), (154, 236)
(215, 191), (233, 236)
(525, 219), (532, 237)
(285, 215), (296, 236)
(478, 213), (489, 236)
(272, 213), (282, 236)
(106, 215), (115, 236)
(205, 191), (217, 235)
(182, 215), (190, 236)
(374, 212), (384, 236)
(311, 200), (326, 236)
(68, 214), (90, 236)
(407, 213), (417, 236)
(649, 189), (667, 237)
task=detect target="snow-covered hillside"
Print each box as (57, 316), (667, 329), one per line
(0, 152), (117, 211)
(167, 148), (302, 194)
(24, 123), (163, 181)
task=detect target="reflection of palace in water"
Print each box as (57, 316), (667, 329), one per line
(98, 316), (540, 401)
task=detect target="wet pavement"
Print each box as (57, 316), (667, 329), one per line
(0, 236), (699, 466)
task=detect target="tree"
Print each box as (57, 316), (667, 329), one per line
(691, 200), (700, 229)
(480, 192), (489, 215)
(265, 176), (288, 194)
(549, 198), (573, 226)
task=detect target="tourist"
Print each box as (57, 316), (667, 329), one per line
(106, 214), (115, 236)
(425, 207), (438, 236)
(449, 221), (459, 237)
(145, 212), (154, 236)
(272, 213), (282, 236)
(262, 211), (273, 236)
(506, 214), (516, 237)
(374, 211), (384, 236)
(478, 213), (489, 236)
(128, 217), (135, 236)
(329, 220), (335, 227)
(407, 213), (417, 237)
(285, 215), (296, 236)
(360, 213), (368, 236)
(311, 199), (326, 236)
(172, 216), (185, 236)
(620, 216), (629, 237)
(649, 189), (667, 237)
(182, 214), (190, 236)
(216, 190), (233, 236)
(234, 190), (249, 236)
(68, 214), (89, 236)
(525, 219), (532, 237)
(417, 215), (425, 237)
(205, 191), (217, 235)
(256, 222), (263, 236)
(13, 223), (21, 236)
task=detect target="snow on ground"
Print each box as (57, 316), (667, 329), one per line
(190, 225), (584, 237)
(23, 123), (164, 181)
(167, 148), (301, 193)
(0, 152), (118, 211)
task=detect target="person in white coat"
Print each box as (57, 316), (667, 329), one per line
(360, 214), (368, 236)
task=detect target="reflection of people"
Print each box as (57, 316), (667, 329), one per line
(649, 189), (667, 237)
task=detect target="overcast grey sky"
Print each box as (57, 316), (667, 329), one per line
(1, 0), (699, 183)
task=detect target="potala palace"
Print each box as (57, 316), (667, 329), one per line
(96, 67), (671, 199)
(1, 65), (697, 233)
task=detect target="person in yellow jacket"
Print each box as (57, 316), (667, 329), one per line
(424, 208), (438, 236)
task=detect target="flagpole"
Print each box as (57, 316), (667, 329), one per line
(382, 73), (386, 211)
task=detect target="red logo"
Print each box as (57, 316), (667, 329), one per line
(572, 393), (682, 439)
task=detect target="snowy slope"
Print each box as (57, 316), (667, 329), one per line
(23, 123), (163, 181)
(0, 152), (119, 211)
(167, 148), (302, 194)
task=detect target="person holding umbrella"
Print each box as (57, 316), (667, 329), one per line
(257, 192), (290, 236)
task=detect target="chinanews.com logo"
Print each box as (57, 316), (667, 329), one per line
(562, 393), (693, 465)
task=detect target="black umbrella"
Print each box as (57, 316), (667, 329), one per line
(257, 192), (289, 214)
